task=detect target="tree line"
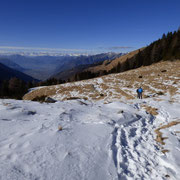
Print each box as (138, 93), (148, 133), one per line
(0, 78), (66, 99)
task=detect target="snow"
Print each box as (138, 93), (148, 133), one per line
(0, 96), (180, 180)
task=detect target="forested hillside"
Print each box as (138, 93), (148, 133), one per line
(0, 62), (36, 82)
(0, 63), (38, 99)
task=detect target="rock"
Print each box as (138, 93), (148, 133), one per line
(45, 97), (57, 103)
(161, 70), (167, 72)
(165, 174), (170, 178)
(157, 91), (164, 95)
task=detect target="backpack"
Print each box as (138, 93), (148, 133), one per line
(138, 88), (143, 93)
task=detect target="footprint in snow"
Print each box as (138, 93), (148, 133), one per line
(129, 127), (137, 138)
(9, 143), (17, 149)
(21, 141), (30, 149)
(19, 133), (33, 138)
(7, 153), (18, 162)
(0, 118), (12, 121)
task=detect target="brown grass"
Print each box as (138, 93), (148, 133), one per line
(58, 126), (63, 131)
(141, 105), (158, 116)
(158, 121), (180, 129)
(2, 103), (11, 106)
(23, 60), (180, 102)
(161, 149), (170, 154)
(155, 120), (180, 147)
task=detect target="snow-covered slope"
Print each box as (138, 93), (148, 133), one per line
(1, 60), (180, 180)
(0, 95), (180, 180)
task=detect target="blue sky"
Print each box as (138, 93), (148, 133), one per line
(0, 0), (179, 54)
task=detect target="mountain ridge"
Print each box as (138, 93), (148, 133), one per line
(0, 62), (38, 83)
(0, 58), (25, 72)
(51, 52), (123, 80)
(0, 53), (122, 80)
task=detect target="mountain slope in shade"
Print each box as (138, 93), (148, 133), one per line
(0, 58), (26, 72)
(52, 64), (95, 80)
(0, 62), (38, 82)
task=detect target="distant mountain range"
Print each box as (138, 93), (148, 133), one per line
(51, 52), (123, 80)
(0, 52), (123, 80)
(0, 55), (69, 80)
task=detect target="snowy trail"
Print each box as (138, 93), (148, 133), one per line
(0, 98), (180, 180)
(108, 100), (180, 180)
(110, 107), (160, 180)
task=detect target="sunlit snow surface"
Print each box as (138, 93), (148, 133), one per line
(0, 97), (180, 180)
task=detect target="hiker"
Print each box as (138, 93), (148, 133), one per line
(137, 87), (143, 99)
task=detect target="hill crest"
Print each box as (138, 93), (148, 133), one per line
(23, 60), (180, 103)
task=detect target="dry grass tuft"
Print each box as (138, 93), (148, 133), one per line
(2, 103), (11, 106)
(155, 120), (180, 149)
(32, 95), (47, 102)
(141, 105), (158, 116)
(174, 131), (180, 134)
(154, 129), (167, 145)
(161, 149), (170, 154)
(58, 126), (63, 131)
(158, 121), (180, 129)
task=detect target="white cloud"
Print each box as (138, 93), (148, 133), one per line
(0, 45), (129, 56)
(0, 46), (88, 52)
(0, 46), (96, 56)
